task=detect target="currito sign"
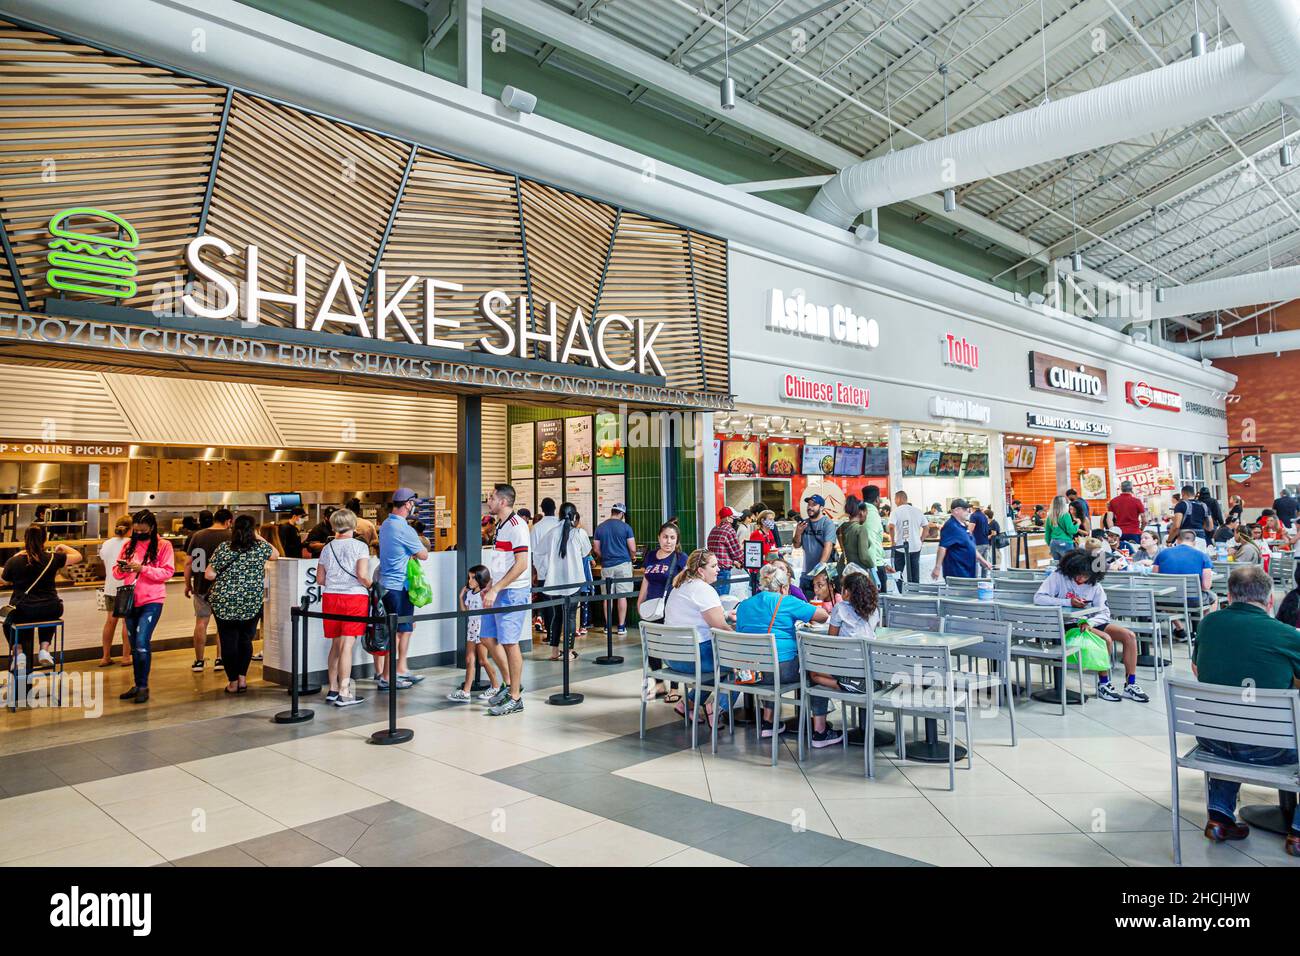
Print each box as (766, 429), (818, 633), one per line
(1028, 351), (1109, 402)
(1125, 381), (1182, 412)
(941, 333), (979, 370)
(782, 373), (870, 410)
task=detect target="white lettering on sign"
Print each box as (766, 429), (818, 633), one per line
(1047, 364), (1104, 396)
(783, 373), (870, 410)
(942, 333), (978, 370)
(1125, 380), (1182, 412)
(1026, 411), (1112, 436)
(928, 394), (991, 424)
(0, 443), (126, 457)
(183, 238), (666, 375)
(767, 289), (879, 348)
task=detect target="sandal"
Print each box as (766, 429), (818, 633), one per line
(662, 692), (682, 704)
(98, 659), (113, 668)
(224, 685), (239, 695)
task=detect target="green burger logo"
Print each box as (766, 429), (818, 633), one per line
(46, 207), (139, 298)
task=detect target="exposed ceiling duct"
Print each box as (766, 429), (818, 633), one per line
(1096, 263), (1300, 329)
(1166, 329), (1300, 360)
(807, 42), (1296, 228)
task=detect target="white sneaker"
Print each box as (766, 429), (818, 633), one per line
(447, 687), (473, 702)
(477, 687), (500, 702)
(37, 649), (54, 667)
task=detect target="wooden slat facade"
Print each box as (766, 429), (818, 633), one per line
(0, 19), (730, 399)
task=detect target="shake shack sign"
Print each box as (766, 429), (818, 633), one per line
(1028, 351), (1108, 402)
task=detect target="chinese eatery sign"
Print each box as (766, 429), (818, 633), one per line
(782, 373), (870, 410)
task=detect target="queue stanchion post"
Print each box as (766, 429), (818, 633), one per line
(592, 577), (623, 666)
(548, 594), (584, 706)
(274, 601), (314, 724)
(370, 611), (414, 744)
(298, 595), (321, 697)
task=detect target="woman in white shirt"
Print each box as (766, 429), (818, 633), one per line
(97, 516), (133, 667)
(663, 549), (732, 724)
(818, 570), (881, 697)
(537, 502), (591, 661)
(316, 508), (372, 706)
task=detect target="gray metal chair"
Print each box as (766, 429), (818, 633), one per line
(797, 633), (889, 776)
(711, 627), (800, 766)
(996, 602), (1080, 715)
(1164, 676), (1300, 865)
(1145, 572), (1207, 644)
(1106, 586), (1164, 680)
(943, 576), (981, 593)
(904, 580), (945, 596)
(866, 641), (970, 790)
(939, 616), (1017, 746)
(639, 622), (712, 750)
(986, 577), (1042, 597)
(992, 568), (1043, 581)
(938, 597), (1000, 622)
(1270, 552), (1296, 590)
(882, 593), (940, 624)
(886, 610), (942, 632)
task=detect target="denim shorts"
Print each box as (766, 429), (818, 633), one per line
(381, 588), (415, 634)
(480, 586), (529, 645)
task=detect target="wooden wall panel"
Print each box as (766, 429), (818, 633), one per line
(376, 149), (527, 348)
(0, 20), (224, 312)
(519, 179), (614, 325)
(199, 93), (407, 328)
(690, 231), (729, 394)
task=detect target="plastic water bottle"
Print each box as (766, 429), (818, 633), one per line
(977, 579), (994, 602)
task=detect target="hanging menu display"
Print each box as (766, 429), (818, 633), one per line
(510, 422), (535, 482)
(565, 417), (593, 477)
(536, 420), (564, 479)
(596, 474), (624, 522)
(595, 412), (625, 474)
(536, 477), (563, 511)
(565, 476), (594, 528)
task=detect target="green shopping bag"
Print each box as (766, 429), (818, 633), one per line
(1064, 625), (1110, 672)
(406, 557), (433, 608)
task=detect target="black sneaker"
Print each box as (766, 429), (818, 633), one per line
(325, 691), (339, 704)
(837, 677), (866, 695)
(335, 694), (365, 707)
(133, 689), (149, 704)
(214, 657), (223, 668)
(811, 723), (844, 749)
(760, 720), (786, 739)
(1096, 681), (1122, 702)
(190, 659), (204, 673)
(118, 686), (139, 700)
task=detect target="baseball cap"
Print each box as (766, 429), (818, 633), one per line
(392, 487), (418, 505)
(949, 498), (971, 511)
(804, 494), (826, 507)
(1120, 480), (1134, 493)
(718, 506), (739, 520)
(611, 502), (627, 514)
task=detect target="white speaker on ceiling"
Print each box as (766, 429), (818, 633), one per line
(500, 85), (537, 114)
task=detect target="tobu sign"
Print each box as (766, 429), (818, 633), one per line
(1125, 381), (1182, 412)
(182, 236), (667, 376)
(783, 373), (870, 410)
(942, 333), (979, 370)
(1028, 351), (1108, 402)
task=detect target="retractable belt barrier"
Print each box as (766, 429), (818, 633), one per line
(282, 574), (644, 729)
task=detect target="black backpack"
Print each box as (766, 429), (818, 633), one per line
(362, 581), (391, 655)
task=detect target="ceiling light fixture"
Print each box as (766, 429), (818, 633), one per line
(1281, 106), (1295, 167)
(720, 3), (735, 110)
(1190, 0), (1207, 56)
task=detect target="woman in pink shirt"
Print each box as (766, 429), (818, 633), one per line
(112, 509), (175, 704)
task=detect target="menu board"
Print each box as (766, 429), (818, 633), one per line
(1078, 467), (1107, 499)
(936, 452), (964, 477)
(720, 440), (760, 475)
(833, 446), (864, 477)
(1115, 464), (1174, 498)
(509, 422), (535, 481)
(535, 420), (564, 479)
(914, 450), (941, 476)
(513, 480), (535, 518)
(964, 452), (989, 477)
(901, 450), (918, 476)
(1017, 444), (1038, 469)
(802, 444), (836, 476)
(565, 417), (593, 476)
(596, 474), (624, 523)
(565, 476), (593, 528)
(765, 440), (800, 477)
(536, 477), (563, 512)
(1004, 444), (1022, 469)
(863, 446), (889, 475)
(595, 413), (625, 474)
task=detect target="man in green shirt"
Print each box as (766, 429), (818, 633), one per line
(860, 485), (887, 590)
(840, 502), (871, 575)
(1191, 564), (1300, 856)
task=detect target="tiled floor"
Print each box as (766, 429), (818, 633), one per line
(0, 628), (1295, 867)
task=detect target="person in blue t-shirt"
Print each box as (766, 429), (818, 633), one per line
(931, 499), (991, 581)
(1154, 528), (1218, 639)
(734, 563), (834, 745)
(592, 505), (636, 635)
(968, 504), (991, 577)
(377, 488), (430, 690)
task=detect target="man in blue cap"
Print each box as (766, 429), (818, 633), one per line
(793, 494), (835, 595)
(376, 488), (429, 690)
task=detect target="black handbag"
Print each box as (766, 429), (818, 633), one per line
(112, 584), (135, 618)
(362, 581), (391, 655)
(990, 532), (1011, 550)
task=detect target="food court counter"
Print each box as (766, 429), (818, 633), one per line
(262, 553), (471, 686)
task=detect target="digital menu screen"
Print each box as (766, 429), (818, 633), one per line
(914, 449), (941, 476)
(901, 450), (918, 476)
(802, 444), (836, 476)
(720, 440), (760, 476)
(936, 452), (964, 477)
(833, 446), (864, 477)
(964, 452), (989, 477)
(862, 446), (889, 475)
(765, 441), (800, 477)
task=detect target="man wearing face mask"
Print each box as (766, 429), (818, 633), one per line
(277, 507), (308, 560)
(932, 498), (992, 581)
(793, 495), (835, 596)
(706, 506), (744, 596)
